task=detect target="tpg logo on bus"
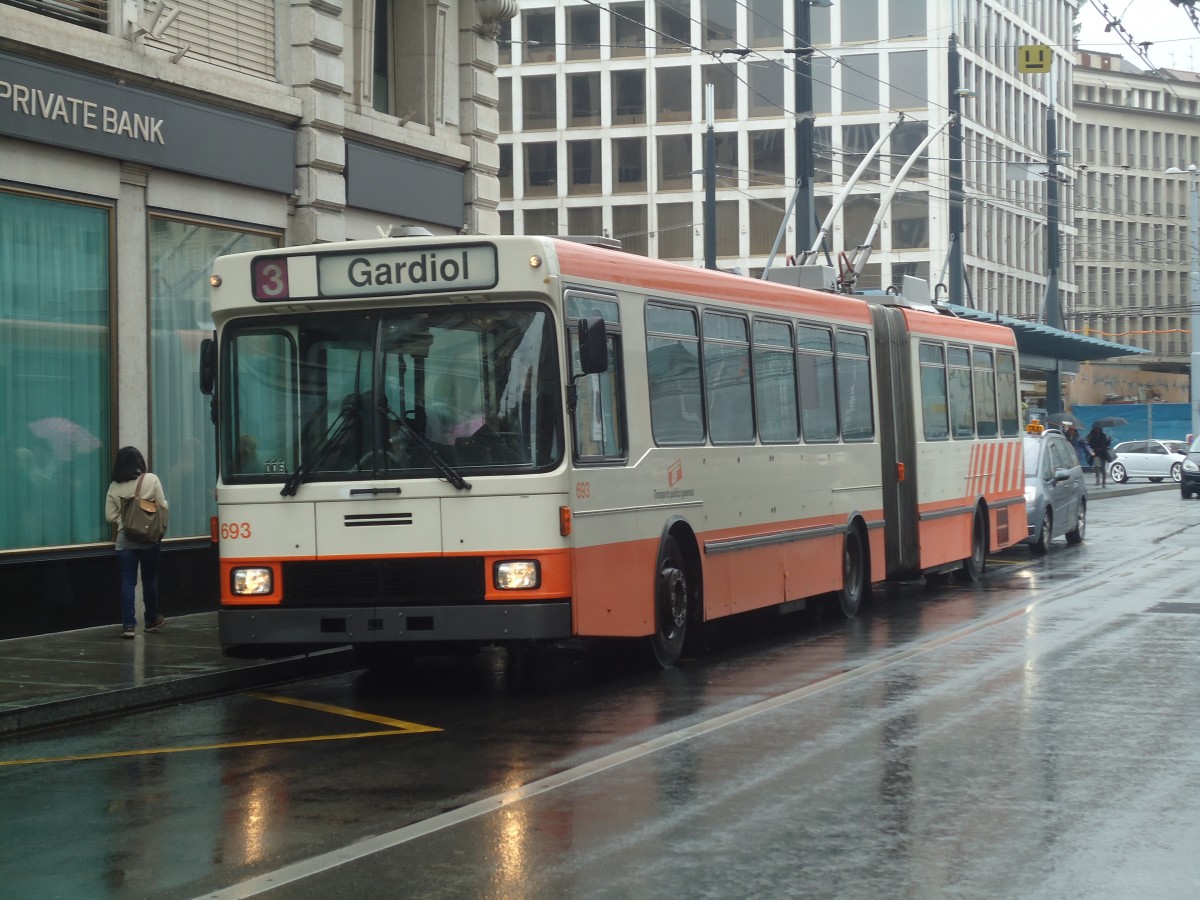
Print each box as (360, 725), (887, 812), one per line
(319, 243), (498, 298)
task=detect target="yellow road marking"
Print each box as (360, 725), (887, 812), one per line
(0, 693), (441, 768)
(248, 692), (441, 732)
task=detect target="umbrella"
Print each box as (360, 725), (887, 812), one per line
(1092, 416), (1128, 429)
(1045, 412), (1080, 429)
(27, 417), (102, 460)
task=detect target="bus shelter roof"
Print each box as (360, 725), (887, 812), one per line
(941, 303), (1148, 366)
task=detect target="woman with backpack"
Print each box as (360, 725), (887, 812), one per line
(104, 446), (169, 639)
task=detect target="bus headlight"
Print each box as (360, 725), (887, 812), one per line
(494, 560), (540, 590)
(232, 567), (273, 595)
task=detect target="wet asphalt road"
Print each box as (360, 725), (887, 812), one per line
(3, 489), (1200, 899)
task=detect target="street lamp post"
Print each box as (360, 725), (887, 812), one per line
(1166, 164), (1200, 439)
(793, 0), (832, 255)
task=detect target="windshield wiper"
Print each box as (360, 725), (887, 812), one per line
(379, 401), (472, 492)
(280, 392), (365, 496)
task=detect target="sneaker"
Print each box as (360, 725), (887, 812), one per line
(145, 616), (167, 634)
(120, 628), (136, 639)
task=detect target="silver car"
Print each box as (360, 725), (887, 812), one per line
(1024, 428), (1087, 553)
(1108, 439), (1187, 484)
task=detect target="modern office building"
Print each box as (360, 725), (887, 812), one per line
(498, 0), (1078, 323)
(1071, 50), (1200, 367)
(0, 0), (514, 637)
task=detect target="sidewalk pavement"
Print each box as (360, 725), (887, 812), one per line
(0, 612), (355, 737)
(0, 480), (1175, 738)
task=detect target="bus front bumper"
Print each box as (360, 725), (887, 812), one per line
(219, 602), (573, 656)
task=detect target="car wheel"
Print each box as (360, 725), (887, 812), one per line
(1171, 462), (1182, 483)
(955, 510), (987, 583)
(1149, 477), (1164, 483)
(1031, 508), (1051, 554)
(1183, 484), (1193, 499)
(1065, 499), (1086, 544)
(1110, 462), (1128, 484)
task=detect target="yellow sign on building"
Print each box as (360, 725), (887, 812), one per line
(1018, 44), (1052, 73)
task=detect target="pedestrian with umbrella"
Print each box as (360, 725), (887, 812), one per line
(1086, 422), (1114, 487)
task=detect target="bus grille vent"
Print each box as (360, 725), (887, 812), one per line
(280, 558), (485, 607)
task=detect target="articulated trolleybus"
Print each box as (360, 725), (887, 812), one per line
(201, 235), (1024, 668)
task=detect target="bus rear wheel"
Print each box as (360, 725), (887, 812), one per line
(651, 536), (689, 668)
(956, 510), (987, 583)
(835, 526), (868, 618)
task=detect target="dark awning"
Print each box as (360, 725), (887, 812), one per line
(943, 304), (1148, 365)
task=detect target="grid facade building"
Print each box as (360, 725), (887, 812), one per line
(1071, 52), (1200, 366)
(498, 0), (1077, 321)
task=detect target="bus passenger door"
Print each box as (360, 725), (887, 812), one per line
(870, 305), (920, 576)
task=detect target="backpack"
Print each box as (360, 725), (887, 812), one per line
(122, 473), (169, 543)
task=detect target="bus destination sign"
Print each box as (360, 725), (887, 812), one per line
(320, 243), (498, 298)
(249, 243), (499, 302)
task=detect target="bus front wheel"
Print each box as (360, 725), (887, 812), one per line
(651, 536), (689, 668)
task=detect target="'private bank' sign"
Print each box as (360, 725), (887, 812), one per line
(0, 49), (294, 193)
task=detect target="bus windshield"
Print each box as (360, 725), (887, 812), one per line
(223, 305), (563, 487)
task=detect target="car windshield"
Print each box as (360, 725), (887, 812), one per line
(1022, 438), (1042, 477)
(221, 304), (563, 486)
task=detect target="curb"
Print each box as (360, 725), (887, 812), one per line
(0, 646), (357, 736)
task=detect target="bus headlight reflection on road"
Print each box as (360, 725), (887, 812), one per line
(232, 567), (273, 595)
(494, 560), (540, 590)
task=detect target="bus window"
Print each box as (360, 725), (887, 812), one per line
(703, 310), (753, 444)
(996, 350), (1020, 436)
(972, 348), (997, 438)
(569, 295), (626, 462)
(796, 324), (837, 442)
(646, 304), (704, 445)
(753, 318), (799, 443)
(919, 341), (949, 441)
(947, 345), (974, 438)
(229, 330), (295, 478)
(836, 330), (874, 441)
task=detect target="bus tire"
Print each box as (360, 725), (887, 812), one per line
(956, 510), (987, 583)
(650, 536), (689, 668)
(835, 525), (868, 618)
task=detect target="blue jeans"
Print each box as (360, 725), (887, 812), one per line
(117, 543), (162, 629)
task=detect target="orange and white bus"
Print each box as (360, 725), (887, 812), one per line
(200, 235), (1023, 667)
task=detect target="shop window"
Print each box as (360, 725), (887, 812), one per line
(841, 55), (880, 112)
(0, 191), (111, 550)
(149, 216), (278, 538)
(891, 193), (929, 249)
(890, 51), (927, 109)
(499, 144), (513, 199)
(749, 0), (784, 48)
(844, 123), (880, 180)
(498, 77), (512, 132)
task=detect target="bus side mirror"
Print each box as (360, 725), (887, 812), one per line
(577, 316), (608, 375)
(199, 336), (216, 395)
